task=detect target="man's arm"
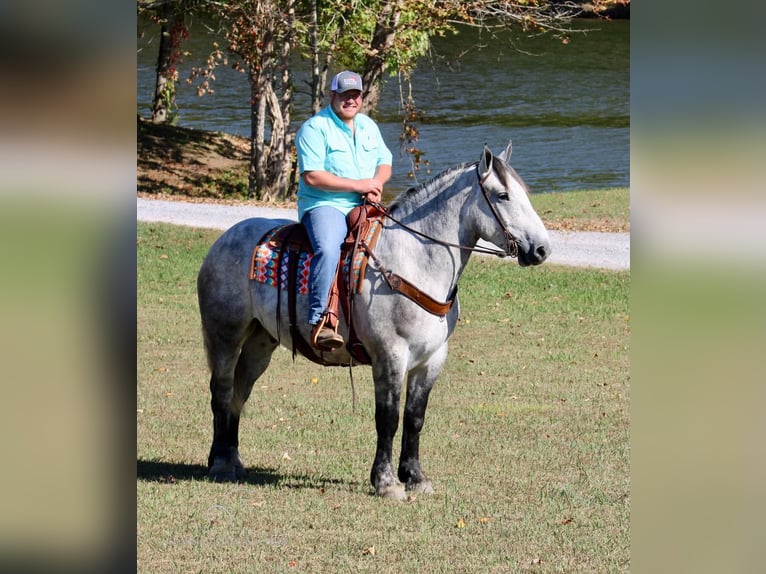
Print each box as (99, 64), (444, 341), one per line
(302, 167), (390, 203)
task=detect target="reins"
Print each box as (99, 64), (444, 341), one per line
(366, 166), (519, 259)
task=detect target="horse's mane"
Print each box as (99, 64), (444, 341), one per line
(388, 162), (477, 215)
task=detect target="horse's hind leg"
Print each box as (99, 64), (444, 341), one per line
(207, 323), (277, 482)
(398, 344), (448, 494)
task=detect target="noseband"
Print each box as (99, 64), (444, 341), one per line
(477, 166), (519, 258)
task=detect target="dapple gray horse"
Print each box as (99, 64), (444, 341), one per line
(197, 143), (551, 500)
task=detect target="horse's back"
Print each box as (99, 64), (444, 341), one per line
(198, 217), (295, 329)
(203, 217), (295, 261)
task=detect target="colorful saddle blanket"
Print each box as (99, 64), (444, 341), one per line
(249, 218), (382, 296)
(250, 226), (312, 293)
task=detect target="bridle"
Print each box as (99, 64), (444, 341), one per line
(477, 166), (519, 259)
(368, 164), (519, 259)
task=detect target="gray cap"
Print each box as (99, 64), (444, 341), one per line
(331, 71), (363, 94)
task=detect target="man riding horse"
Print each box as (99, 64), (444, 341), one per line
(295, 70), (393, 351)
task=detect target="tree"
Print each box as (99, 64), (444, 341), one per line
(222, 0), (297, 200)
(147, 1), (627, 200)
(139, 1), (195, 124)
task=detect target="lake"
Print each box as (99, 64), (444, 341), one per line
(137, 18), (628, 195)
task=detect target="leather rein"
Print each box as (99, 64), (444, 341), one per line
(369, 166), (518, 259)
(357, 166), (519, 316)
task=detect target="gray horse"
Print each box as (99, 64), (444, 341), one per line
(197, 143), (551, 500)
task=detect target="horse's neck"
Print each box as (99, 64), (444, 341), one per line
(380, 171), (478, 297)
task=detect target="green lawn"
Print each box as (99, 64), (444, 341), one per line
(137, 221), (629, 573)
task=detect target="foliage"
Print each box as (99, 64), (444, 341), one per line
(138, 1), (629, 200)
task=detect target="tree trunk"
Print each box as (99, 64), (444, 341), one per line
(246, 6), (296, 201)
(249, 70), (270, 200)
(275, 2), (296, 200)
(151, 9), (177, 123)
(309, 0), (322, 115)
(361, 0), (401, 114)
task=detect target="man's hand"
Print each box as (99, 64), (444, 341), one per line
(357, 178), (383, 203)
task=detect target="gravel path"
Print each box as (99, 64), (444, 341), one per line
(137, 198), (629, 271)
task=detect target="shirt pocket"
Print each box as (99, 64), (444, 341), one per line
(357, 133), (380, 171)
(360, 132), (379, 154)
(324, 133), (352, 172)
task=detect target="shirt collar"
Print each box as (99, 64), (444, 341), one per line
(327, 105), (355, 135)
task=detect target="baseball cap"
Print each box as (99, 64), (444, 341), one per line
(331, 71), (363, 94)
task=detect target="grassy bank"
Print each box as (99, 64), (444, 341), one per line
(137, 118), (629, 233)
(137, 222), (629, 572)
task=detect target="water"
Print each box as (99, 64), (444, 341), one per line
(137, 19), (628, 195)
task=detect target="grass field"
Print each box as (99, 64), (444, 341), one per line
(137, 218), (630, 573)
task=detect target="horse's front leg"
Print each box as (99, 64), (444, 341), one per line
(370, 362), (406, 500)
(398, 344), (448, 494)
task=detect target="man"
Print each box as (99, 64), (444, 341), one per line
(295, 70), (393, 351)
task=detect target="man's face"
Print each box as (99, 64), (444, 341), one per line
(331, 90), (362, 121)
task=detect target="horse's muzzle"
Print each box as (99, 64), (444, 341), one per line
(518, 243), (550, 266)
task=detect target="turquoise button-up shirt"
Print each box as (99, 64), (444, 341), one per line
(296, 105), (392, 219)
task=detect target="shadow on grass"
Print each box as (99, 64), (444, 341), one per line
(137, 459), (360, 490)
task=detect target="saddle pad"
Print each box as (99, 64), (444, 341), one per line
(249, 218), (382, 295)
(249, 226), (312, 295)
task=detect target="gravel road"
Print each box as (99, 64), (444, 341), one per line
(137, 198), (629, 271)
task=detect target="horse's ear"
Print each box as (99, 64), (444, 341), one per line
(502, 140), (513, 163)
(478, 144), (493, 180)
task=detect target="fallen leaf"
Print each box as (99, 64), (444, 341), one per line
(479, 517), (490, 524)
(362, 546), (376, 556)
(455, 518), (466, 529)
(159, 254), (168, 259)
(282, 452), (291, 461)
(310, 376), (318, 384)
(287, 560), (297, 567)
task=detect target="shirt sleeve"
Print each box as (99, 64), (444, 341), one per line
(295, 121), (327, 174)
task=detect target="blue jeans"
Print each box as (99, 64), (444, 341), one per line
(302, 206), (348, 325)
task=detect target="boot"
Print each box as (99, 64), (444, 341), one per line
(311, 322), (344, 351)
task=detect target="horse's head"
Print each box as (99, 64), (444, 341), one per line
(475, 142), (551, 266)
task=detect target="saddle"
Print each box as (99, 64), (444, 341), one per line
(250, 202), (458, 367)
(249, 204), (385, 366)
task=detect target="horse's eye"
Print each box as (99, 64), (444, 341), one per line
(497, 192), (509, 201)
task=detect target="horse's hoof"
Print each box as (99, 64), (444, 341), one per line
(377, 483), (407, 501)
(406, 480), (434, 495)
(208, 457), (245, 482)
(209, 469), (237, 482)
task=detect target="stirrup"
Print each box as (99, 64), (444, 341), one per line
(311, 315), (344, 351)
